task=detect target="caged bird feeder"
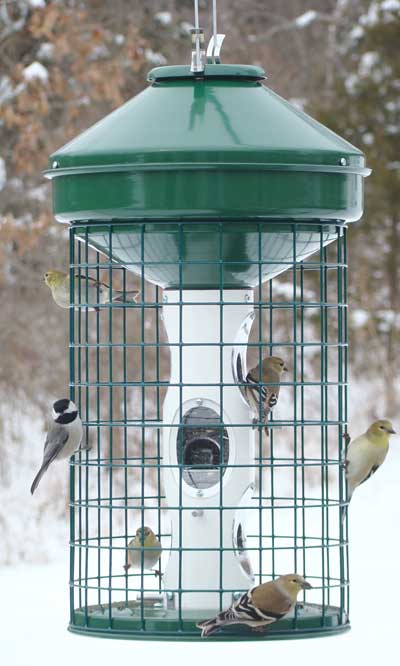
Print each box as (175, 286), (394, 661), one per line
(44, 11), (370, 641)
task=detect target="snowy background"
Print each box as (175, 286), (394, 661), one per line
(2, 426), (399, 666)
(1, 1), (399, 664)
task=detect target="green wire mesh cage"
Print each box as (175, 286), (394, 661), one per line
(68, 220), (349, 641)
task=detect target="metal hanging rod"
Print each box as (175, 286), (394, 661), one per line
(190, 0), (225, 73)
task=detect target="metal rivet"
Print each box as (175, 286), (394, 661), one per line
(167, 592), (174, 600)
(340, 157), (347, 166)
(244, 294), (251, 302)
(196, 489), (203, 497)
(52, 160), (59, 169)
(162, 294), (168, 303)
(192, 510), (204, 517)
(196, 398), (203, 406)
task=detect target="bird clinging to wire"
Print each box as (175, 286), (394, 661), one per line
(343, 419), (396, 521)
(197, 573), (312, 637)
(124, 527), (162, 577)
(242, 356), (288, 435)
(44, 270), (139, 310)
(31, 399), (85, 495)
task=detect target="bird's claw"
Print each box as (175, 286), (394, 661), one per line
(80, 443), (92, 452)
(343, 432), (351, 447)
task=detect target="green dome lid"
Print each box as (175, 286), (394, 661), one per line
(147, 63), (266, 81)
(45, 64), (369, 224)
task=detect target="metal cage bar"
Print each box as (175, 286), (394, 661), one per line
(68, 221), (349, 640)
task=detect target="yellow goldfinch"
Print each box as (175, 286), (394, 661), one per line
(243, 356), (288, 435)
(197, 573), (311, 637)
(124, 526), (162, 576)
(44, 270), (139, 310)
(344, 419), (395, 517)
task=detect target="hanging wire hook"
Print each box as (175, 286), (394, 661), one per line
(207, 0), (225, 64)
(190, 0), (225, 72)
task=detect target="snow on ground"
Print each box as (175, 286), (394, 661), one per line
(2, 438), (399, 666)
(155, 12), (172, 26)
(294, 10), (318, 28)
(23, 62), (49, 83)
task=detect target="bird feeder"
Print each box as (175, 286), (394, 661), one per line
(45, 52), (369, 640)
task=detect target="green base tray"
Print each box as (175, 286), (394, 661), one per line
(69, 601), (350, 641)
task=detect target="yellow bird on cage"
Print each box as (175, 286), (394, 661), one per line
(242, 356), (288, 435)
(197, 573), (312, 637)
(124, 527), (162, 577)
(44, 270), (139, 310)
(343, 419), (396, 521)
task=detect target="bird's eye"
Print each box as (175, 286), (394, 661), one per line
(380, 426), (384, 429)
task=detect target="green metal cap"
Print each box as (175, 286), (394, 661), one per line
(45, 63), (370, 223)
(147, 63), (266, 81)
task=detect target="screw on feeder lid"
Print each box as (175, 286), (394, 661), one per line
(190, 29), (206, 73)
(190, 0), (205, 73)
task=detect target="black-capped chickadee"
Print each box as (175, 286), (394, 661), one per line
(30, 399), (84, 495)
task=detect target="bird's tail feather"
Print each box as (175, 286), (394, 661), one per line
(30, 463), (49, 495)
(197, 611), (229, 637)
(236, 354), (244, 384)
(111, 290), (139, 303)
(341, 492), (351, 525)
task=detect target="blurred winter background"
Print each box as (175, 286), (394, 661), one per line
(0, 0), (399, 664)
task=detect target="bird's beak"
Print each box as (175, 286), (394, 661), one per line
(301, 581), (312, 590)
(389, 428), (396, 434)
(283, 366), (288, 372)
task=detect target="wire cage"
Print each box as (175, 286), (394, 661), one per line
(68, 219), (349, 640)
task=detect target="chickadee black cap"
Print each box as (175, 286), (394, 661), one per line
(53, 398), (72, 414)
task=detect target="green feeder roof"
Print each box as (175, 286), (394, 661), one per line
(45, 64), (370, 223)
